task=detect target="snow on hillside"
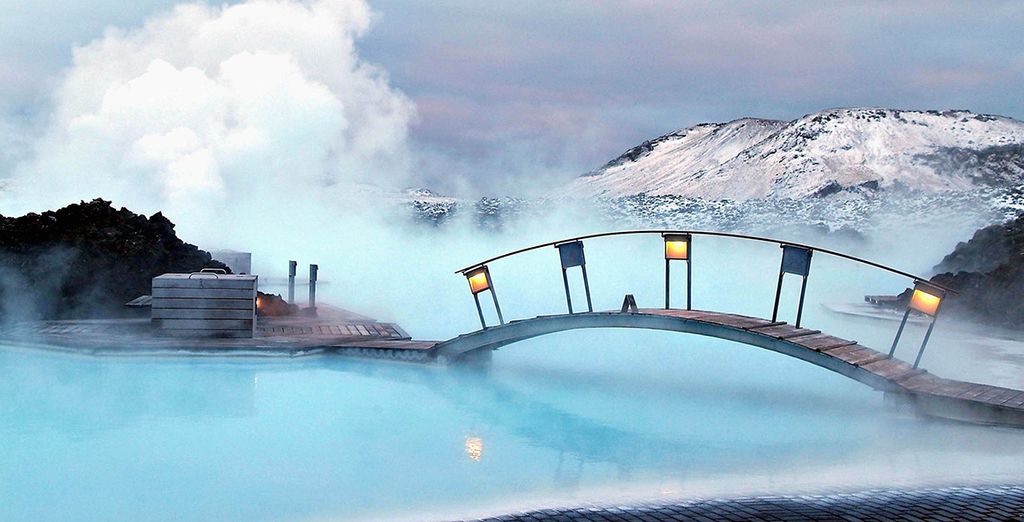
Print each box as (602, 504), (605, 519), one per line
(571, 108), (1024, 200)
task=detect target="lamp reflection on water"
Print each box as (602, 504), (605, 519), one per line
(465, 436), (483, 461)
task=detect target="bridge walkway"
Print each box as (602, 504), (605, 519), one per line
(417, 308), (1024, 426)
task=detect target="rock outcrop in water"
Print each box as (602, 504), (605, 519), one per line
(0, 199), (228, 320)
(920, 212), (1024, 328)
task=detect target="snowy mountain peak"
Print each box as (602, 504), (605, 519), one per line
(570, 108), (1024, 200)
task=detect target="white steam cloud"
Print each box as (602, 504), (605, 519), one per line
(3, 0), (415, 246)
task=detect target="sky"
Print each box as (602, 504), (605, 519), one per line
(1, 0), (1023, 196)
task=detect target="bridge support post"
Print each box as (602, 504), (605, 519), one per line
(663, 233), (692, 310)
(463, 265), (505, 329)
(562, 268), (573, 314)
(473, 293), (487, 329)
(772, 245), (813, 327)
(556, 241), (591, 314)
(889, 309), (911, 357)
(771, 271), (785, 322)
(892, 281), (947, 369)
(913, 317), (938, 369)
(581, 265), (593, 313)
(687, 256), (692, 311)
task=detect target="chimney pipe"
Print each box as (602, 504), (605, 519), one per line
(288, 260), (297, 303)
(308, 263), (318, 312)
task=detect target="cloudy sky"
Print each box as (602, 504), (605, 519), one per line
(2, 0), (1023, 196)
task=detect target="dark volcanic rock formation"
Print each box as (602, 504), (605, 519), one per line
(0, 199), (228, 320)
(922, 213), (1024, 328)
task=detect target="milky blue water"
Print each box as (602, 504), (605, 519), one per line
(4, 326), (1024, 521)
(4, 231), (1024, 521)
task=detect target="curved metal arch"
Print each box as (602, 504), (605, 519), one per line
(431, 312), (901, 392)
(454, 229), (956, 294)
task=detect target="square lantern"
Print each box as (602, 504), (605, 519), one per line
(557, 241), (586, 269)
(466, 266), (491, 294)
(664, 234), (691, 260)
(909, 281), (944, 316)
(780, 245), (813, 277)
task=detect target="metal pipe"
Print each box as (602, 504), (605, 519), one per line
(288, 260), (297, 304)
(889, 309), (911, 357)
(562, 268), (573, 314)
(308, 263), (318, 310)
(581, 265), (593, 313)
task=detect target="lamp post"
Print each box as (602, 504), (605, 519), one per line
(663, 233), (691, 310)
(464, 265), (504, 329)
(555, 240), (592, 314)
(889, 280), (946, 368)
(771, 245), (813, 327)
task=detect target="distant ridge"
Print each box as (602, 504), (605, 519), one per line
(570, 108), (1024, 200)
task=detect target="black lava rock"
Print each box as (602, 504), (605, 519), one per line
(0, 199), (229, 320)
(923, 213), (1024, 328)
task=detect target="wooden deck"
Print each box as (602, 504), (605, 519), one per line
(0, 305), (431, 358)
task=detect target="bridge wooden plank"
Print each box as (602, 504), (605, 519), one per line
(1000, 393), (1024, 408)
(860, 359), (921, 381)
(823, 344), (863, 357)
(853, 352), (890, 367)
(334, 340), (437, 350)
(791, 334), (857, 352)
(750, 324), (821, 339)
(973, 386), (1019, 405)
(745, 321), (789, 330)
(956, 385), (995, 401)
(832, 347), (885, 366)
(984, 388), (1022, 405)
(707, 316), (776, 329)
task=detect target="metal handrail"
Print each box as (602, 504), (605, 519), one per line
(454, 229), (957, 294)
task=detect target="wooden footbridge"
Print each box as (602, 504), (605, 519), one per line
(350, 229), (1023, 428)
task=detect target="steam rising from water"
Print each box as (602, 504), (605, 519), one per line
(2, 0), (414, 248)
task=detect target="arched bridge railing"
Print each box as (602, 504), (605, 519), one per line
(455, 230), (957, 369)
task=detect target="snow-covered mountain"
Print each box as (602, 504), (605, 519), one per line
(570, 108), (1024, 200)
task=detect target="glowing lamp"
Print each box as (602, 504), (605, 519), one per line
(909, 282), (944, 316)
(463, 265), (504, 328)
(466, 267), (490, 294)
(664, 234), (690, 260)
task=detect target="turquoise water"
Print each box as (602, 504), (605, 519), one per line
(4, 327), (1024, 521)
(4, 232), (1024, 521)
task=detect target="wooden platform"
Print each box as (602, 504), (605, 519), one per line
(0, 305), (432, 359)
